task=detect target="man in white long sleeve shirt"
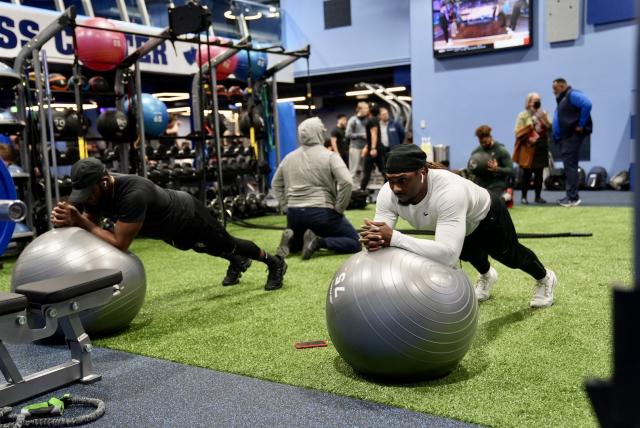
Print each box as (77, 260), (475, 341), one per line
(272, 117), (361, 260)
(360, 144), (558, 308)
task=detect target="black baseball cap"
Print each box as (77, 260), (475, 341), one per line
(386, 144), (427, 174)
(69, 158), (106, 203)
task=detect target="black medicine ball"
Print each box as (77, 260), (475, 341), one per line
(88, 76), (110, 93)
(52, 108), (81, 138)
(97, 110), (129, 142)
(467, 151), (493, 176)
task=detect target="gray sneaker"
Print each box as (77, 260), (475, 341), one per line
(530, 269), (558, 308)
(276, 228), (294, 258)
(474, 267), (498, 302)
(302, 230), (321, 260)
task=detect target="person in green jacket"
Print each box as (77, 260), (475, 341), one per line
(468, 125), (514, 200)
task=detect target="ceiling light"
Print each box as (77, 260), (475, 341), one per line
(153, 92), (190, 102)
(224, 10), (263, 20)
(27, 102), (98, 111)
(294, 105), (316, 110)
(277, 96), (306, 103)
(398, 96), (412, 101)
(387, 86), (406, 92)
(345, 89), (373, 97)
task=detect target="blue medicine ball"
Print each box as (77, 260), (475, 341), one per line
(124, 93), (168, 137)
(233, 50), (268, 81)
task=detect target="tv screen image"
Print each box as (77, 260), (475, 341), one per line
(433, 0), (532, 58)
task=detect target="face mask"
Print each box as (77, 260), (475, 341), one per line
(533, 101), (541, 109)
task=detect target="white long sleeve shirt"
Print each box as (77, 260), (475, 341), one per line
(374, 169), (491, 267)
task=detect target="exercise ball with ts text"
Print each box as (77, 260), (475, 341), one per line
(326, 248), (478, 380)
(75, 18), (127, 71)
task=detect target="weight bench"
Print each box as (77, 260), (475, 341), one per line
(0, 269), (123, 407)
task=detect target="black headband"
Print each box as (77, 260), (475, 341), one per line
(385, 144), (427, 174)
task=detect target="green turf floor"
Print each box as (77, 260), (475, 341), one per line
(1, 206), (630, 427)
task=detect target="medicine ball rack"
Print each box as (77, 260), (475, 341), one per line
(8, 5), (310, 236)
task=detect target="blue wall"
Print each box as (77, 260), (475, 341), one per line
(281, 0), (411, 76)
(410, 0), (635, 174)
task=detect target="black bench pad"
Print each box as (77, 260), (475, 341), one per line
(0, 292), (28, 316)
(15, 269), (123, 305)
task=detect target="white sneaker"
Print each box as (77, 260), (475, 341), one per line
(474, 267), (498, 302)
(530, 269), (558, 308)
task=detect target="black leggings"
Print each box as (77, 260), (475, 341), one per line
(521, 167), (543, 199)
(459, 194), (546, 280)
(166, 197), (261, 261)
(360, 146), (388, 191)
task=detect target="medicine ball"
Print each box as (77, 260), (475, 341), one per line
(88, 76), (110, 93)
(233, 50), (268, 81)
(75, 18), (127, 71)
(28, 72), (67, 90)
(68, 75), (90, 92)
(239, 106), (265, 136)
(97, 109), (130, 142)
(124, 94), (169, 137)
(52, 109), (82, 138)
(467, 151), (493, 177)
(49, 73), (68, 90)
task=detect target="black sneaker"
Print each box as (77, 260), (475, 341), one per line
(535, 197), (547, 204)
(521, 198), (529, 205)
(264, 256), (287, 291)
(302, 230), (321, 260)
(276, 228), (294, 258)
(222, 257), (252, 286)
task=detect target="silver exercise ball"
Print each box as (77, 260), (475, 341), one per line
(11, 227), (146, 336)
(326, 248), (478, 379)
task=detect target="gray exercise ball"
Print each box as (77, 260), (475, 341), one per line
(11, 227), (146, 336)
(326, 248), (478, 379)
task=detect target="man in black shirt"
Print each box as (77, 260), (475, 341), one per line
(51, 158), (286, 291)
(359, 105), (385, 191)
(330, 114), (349, 166)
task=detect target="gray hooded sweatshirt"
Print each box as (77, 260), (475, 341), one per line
(271, 117), (353, 213)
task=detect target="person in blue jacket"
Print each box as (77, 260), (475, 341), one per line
(552, 78), (593, 207)
(379, 107), (406, 149)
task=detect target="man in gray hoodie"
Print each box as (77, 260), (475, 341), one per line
(272, 117), (361, 260)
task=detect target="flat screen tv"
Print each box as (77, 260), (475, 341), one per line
(432, 0), (533, 58)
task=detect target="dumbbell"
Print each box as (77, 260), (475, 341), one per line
(236, 157), (255, 173)
(177, 147), (192, 159)
(222, 146), (234, 158)
(242, 146), (254, 157)
(181, 164), (195, 179)
(231, 145), (243, 157)
(225, 157), (238, 172)
(170, 164), (185, 180)
(148, 166), (162, 183)
(233, 195), (247, 217)
(245, 193), (259, 216)
(101, 150), (118, 162)
(223, 196), (235, 216)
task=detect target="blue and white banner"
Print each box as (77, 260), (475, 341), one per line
(0, 3), (294, 81)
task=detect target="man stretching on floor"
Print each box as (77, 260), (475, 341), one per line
(359, 144), (558, 308)
(272, 117), (361, 260)
(51, 158), (286, 291)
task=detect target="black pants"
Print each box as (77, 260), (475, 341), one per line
(521, 167), (543, 199)
(360, 146), (388, 191)
(459, 194), (546, 280)
(166, 197), (261, 261)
